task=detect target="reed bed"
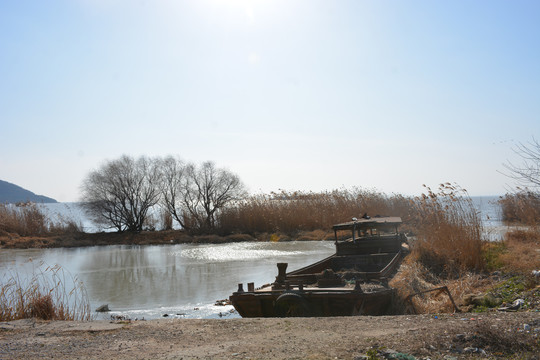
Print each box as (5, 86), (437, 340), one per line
(498, 191), (540, 225)
(390, 184), (488, 314)
(0, 202), (82, 236)
(408, 183), (485, 277)
(0, 262), (91, 321)
(216, 189), (413, 236)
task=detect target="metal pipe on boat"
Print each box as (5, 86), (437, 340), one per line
(277, 263), (287, 277)
(237, 283), (244, 293)
(276, 262), (288, 283)
(247, 282), (255, 292)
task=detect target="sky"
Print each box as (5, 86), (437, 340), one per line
(1, 0), (539, 202)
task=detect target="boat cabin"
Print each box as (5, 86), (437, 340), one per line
(332, 216), (404, 256)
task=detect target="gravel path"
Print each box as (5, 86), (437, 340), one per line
(1, 312), (538, 359)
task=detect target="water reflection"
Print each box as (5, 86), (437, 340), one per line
(0, 242), (335, 319)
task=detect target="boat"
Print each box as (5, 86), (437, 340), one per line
(229, 216), (407, 317)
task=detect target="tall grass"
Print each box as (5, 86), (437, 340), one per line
(498, 191), (540, 225)
(0, 202), (82, 236)
(0, 262), (91, 321)
(390, 184), (487, 314)
(216, 189), (413, 236)
(408, 183), (485, 277)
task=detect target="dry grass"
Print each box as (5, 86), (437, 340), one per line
(0, 262), (91, 321)
(0, 202), (82, 237)
(390, 257), (496, 314)
(408, 183), (485, 277)
(499, 191), (540, 225)
(217, 189), (413, 236)
(391, 224), (540, 315)
(499, 227), (540, 274)
(0, 202), (49, 236)
(389, 184), (491, 314)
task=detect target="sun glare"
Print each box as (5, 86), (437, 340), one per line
(207, 0), (280, 25)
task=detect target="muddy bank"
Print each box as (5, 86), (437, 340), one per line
(0, 230), (334, 249)
(0, 312), (538, 359)
(0, 230), (257, 249)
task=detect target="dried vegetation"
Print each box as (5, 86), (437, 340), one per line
(217, 189), (412, 235)
(0, 263), (91, 321)
(499, 191), (540, 225)
(0, 202), (81, 237)
(391, 184), (539, 315)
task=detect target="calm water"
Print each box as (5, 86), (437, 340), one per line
(470, 196), (507, 241)
(0, 242), (335, 320)
(4, 197), (503, 319)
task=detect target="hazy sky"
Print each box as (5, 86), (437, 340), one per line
(1, 0), (539, 202)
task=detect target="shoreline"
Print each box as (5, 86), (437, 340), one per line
(0, 229), (334, 249)
(1, 312), (538, 359)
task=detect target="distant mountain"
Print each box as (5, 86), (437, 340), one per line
(0, 180), (57, 204)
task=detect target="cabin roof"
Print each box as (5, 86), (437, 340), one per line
(332, 216), (402, 231)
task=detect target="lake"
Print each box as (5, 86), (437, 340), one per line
(0, 241), (335, 320)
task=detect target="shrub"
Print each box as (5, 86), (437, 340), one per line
(225, 233), (255, 242)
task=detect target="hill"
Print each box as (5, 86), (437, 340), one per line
(0, 179), (57, 203)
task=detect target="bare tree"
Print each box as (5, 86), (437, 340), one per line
(81, 155), (162, 232)
(502, 137), (540, 190)
(161, 160), (246, 233)
(160, 156), (190, 230)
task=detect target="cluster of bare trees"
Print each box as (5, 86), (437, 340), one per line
(502, 137), (540, 191)
(80, 155), (246, 233)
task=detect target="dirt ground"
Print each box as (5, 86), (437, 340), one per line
(1, 312), (538, 359)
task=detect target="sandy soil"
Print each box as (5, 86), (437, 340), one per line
(1, 312), (538, 359)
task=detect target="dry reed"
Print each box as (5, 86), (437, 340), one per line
(0, 262), (91, 321)
(498, 191), (540, 225)
(389, 183), (488, 314)
(216, 189), (413, 236)
(408, 183), (485, 277)
(0, 202), (82, 236)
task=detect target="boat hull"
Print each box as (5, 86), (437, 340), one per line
(230, 288), (395, 317)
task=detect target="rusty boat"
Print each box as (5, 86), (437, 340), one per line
(229, 216), (407, 317)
